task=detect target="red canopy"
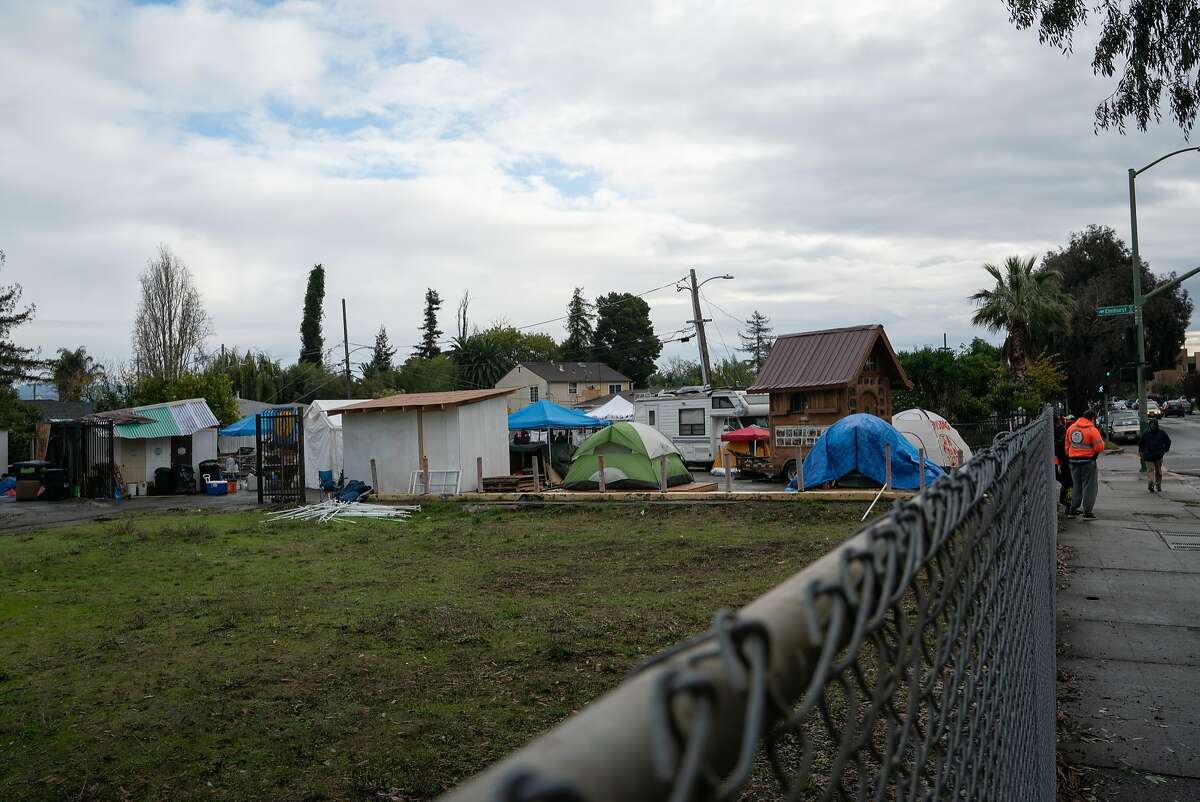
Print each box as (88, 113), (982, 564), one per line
(720, 425), (770, 443)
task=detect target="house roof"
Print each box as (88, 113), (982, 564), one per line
(748, 324), (911, 392)
(512, 362), (630, 383)
(98, 398), (220, 439)
(572, 390), (635, 410)
(28, 399), (94, 421)
(328, 388), (513, 414)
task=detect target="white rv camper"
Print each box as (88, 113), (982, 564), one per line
(633, 388), (768, 466)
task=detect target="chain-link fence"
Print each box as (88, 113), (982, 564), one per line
(441, 408), (1056, 802)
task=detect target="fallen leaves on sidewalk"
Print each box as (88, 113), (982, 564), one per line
(1057, 543), (1074, 578)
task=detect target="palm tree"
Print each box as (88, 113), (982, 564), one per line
(52, 346), (106, 401)
(969, 255), (1069, 377)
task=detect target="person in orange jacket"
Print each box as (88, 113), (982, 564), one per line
(1065, 409), (1105, 519)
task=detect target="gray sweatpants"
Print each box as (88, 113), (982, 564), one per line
(1069, 460), (1098, 514)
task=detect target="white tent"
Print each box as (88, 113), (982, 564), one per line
(586, 395), (635, 421)
(304, 399), (368, 488)
(891, 408), (973, 469)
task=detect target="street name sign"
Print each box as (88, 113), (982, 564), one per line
(1096, 305), (1135, 317)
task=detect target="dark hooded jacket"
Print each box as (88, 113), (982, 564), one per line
(1139, 426), (1172, 461)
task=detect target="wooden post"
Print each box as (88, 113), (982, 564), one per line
(885, 444), (892, 491)
(476, 456), (484, 493)
(659, 455), (668, 492)
(416, 408), (426, 487)
(795, 446), (804, 492)
(597, 455), (606, 492)
(369, 458), (379, 493)
(421, 455), (430, 495)
(723, 451), (732, 494)
(918, 447), (927, 492)
(532, 455), (542, 492)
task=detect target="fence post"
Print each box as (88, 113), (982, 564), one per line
(918, 448), (926, 493)
(532, 455), (542, 492)
(659, 455), (668, 492)
(885, 444), (892, 491)
(421, 456), (430, 495)
(476, 456), (484, 493)
(370, 458), (380, 494)
(795, 446), (804, 492)
(597, 455), (606, 492)
(723, 451), (732, 494)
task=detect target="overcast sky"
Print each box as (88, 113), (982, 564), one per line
(3, 0), (1200, 376)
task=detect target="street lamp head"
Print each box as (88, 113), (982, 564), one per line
(721, 274), (734, 280)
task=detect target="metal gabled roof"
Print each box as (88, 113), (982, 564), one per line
(112, 398), (219, 439)
(748, 324), (911, 392)
(115, 406), (182, 439)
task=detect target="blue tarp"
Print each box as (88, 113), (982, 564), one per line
(218, 407), (292, 437)
(789, 413), (944, 491)
(508, 400), (608, 431)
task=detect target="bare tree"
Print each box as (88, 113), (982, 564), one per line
(456, 290), (470, 340)
(132, 245), (213, 381)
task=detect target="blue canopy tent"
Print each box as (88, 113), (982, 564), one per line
(507, 400), (608, 431)
(789, 413), (944, 491)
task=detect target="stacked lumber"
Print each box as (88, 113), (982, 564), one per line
(480, 475), (538, 493)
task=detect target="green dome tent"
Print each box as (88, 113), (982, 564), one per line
(563, 422), (693, 490)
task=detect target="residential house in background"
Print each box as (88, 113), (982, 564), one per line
(29, 400), (95, 422)
(749, 324), (911, 481)
(495, 362), (632, 413)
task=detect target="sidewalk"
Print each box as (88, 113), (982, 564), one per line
(1057, 450), (1200, 800)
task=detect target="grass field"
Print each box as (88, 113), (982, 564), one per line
(0, 501), (864, 802)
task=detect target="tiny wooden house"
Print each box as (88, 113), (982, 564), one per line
(748, 324), (911, 482)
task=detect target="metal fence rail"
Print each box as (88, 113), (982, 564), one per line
(441, 408), (1056, 802)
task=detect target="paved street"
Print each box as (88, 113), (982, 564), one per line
(1149, 412), (1200, 475)
(1057, 448), (1200, 800)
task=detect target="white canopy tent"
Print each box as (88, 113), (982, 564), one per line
(304, 399), (368, 488)
(891, 408), (973, 469)
(586, 395), (635, 421)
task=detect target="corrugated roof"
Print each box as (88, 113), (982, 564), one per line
(328, 388), (513, 414)
(115, 405), (182, 439)
(748, 324), (911, 392)
(514, 362), (630, 383)
(108, 398), (219, 439)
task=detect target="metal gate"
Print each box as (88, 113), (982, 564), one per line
(256, 407), (305, 504)
(46, 419), (116, 499)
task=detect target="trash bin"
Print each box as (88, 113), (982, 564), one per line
(42, 468), (69, 501)
(154, 466), (176, 495)
(197, 459), (222, 483)
(8, 460), (55, 482)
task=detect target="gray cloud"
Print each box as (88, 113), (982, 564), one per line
(2, 0), (1199, 377)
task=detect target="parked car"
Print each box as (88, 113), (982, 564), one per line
(1107, 411), (1141, 444)
(1163, 398), (1187, 417)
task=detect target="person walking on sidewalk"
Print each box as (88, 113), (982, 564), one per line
(1066, 409), (1105, 519)
(1054, 414), (1073, 513)
(1138, 417), (1172, 493)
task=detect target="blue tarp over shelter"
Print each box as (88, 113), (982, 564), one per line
(218, 407), (292, 438)
(508, 400), (608, 431)
(791, 413), (944, 491)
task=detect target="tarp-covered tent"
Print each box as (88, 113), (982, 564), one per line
(790, 413), (943, 491)
(304, 399), (367, 488)
(218, 413), (258, 438)
(891, 408), (972, 469)
(586, 395), (635, 421)
(563, 421), (693, 490)
(509, 400), (608, 430)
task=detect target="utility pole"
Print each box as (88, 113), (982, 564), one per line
(688, 269), (713, 386)
(342, 298), (352, 400)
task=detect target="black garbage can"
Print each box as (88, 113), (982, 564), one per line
(42, 468), (69, 501)
(197, 459), (222, 484)
(154, 466), (176, 495)
(8, 460), (55, 482)
(174, 465), (196, 495)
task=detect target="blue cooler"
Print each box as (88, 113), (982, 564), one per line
(204, 481), (228, 496)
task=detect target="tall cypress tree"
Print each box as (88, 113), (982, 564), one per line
(560, 287), (594, 360)
(299, 264), (325, 364)
(414, 289), (443, 359)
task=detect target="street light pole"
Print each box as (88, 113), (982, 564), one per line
(1127, 147), (1200, 445)
(683, 270), (734, 387)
